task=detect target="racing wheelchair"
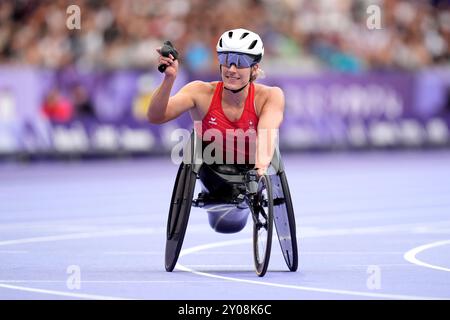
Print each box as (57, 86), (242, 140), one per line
(165, 132), (298, 277)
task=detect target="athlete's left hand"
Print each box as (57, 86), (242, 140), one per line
(256, 166), (268, 177)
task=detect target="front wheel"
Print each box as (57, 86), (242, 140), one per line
(251, 174), (274, 277)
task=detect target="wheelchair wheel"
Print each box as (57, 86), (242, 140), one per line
(271, 171), (298, 271)
(165, 163), (197, 272)
(251, 174), (274, 277)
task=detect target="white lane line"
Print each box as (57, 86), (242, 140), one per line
(185, 265), (254, 269)
(0, 214), (151, 230)
(0, 224), (209, 300)
(103, 251), (163, 255)
(0, 280), (228, 284)
(177, 239), (446, 300)
(0, 284), (130, 300)
(103, 251), (405, 256)
(0, 221), (446, 299)
(0, 228), (156, 247)
(343, 264), (415, 267)
(404, 240), (450, 272)
(103, 251), (252, 256)
(0, 250), (28, 254)
(0, 228), (160, 300)
(301, 251), (404, 255)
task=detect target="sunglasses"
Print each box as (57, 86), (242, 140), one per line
(218, 52), (257, 69)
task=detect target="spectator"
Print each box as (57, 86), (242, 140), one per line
(0, 0), (448, 72)
(41, 88), (74, 123)
(71, 84), (95, 119)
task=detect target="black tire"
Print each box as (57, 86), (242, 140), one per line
(165, 163), (197, 272)
(271, 171), (298, 271)
(252, 174), (274, 277)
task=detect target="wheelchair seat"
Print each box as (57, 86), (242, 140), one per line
(207, 163), (255, 175)
(197, 163), (247, 204)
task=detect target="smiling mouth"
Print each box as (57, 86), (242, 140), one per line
(226, 76), (240, 80)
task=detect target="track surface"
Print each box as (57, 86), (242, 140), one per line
(1, 151), (449, 299)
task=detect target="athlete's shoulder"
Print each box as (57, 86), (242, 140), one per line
(254, 83), (283, 93)
(183, 80), (217, 93)
(254, 83), (284, 102)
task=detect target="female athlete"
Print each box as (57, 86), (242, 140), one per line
(148, 28), (285, 233)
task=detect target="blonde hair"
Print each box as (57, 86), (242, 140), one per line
(250, 65), (265, 82)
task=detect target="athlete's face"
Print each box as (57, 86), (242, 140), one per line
(220, 64), (258, 90)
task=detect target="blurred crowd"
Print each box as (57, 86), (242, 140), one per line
(0, 0), (448, 73)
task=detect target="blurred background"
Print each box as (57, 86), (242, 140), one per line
(0, 0), (449, 159)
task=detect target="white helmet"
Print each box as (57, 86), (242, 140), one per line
(216, 28), (264, 60)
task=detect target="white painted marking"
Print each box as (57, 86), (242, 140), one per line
(343, 264), (415, 267)
(103, 250), (251, 256)
(0, 221), (448, 299)
(185, 265), (254, 268)
(301, 251), (404, 255)
(0, 280), (227, 284)
(0, 214), (151, 230)
(404, 240), (450, 272)
(177, 239), (446, 300)
(0, 228), (155, 247)
(0, 229), (158, 300)
(0, 283), (130, 300)
(103, 250), (404, 256)
(103, 251), (163, 255)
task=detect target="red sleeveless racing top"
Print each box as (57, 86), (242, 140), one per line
(198, 82), (259, 164)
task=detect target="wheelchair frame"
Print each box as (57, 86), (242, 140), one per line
(165, 132), (298, 277)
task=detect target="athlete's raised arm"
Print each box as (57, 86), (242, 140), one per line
(147, 47), (199, 124)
